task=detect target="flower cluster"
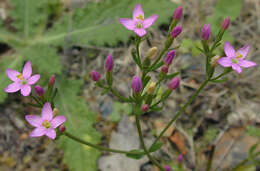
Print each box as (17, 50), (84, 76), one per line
(3, 3), (258, 171)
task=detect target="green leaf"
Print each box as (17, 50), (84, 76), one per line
(166, 72), (179, 80)
(56, 77), (101, 171)
(246, 126), (260, 138)
(126, 149), (145, 159)
(149, 142), (163, 152)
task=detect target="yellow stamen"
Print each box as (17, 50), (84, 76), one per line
(17, 74), (24, 80)
(42, 120), (51, 128)
(235, 52), (243, 59)
(136, 15), (144, 21)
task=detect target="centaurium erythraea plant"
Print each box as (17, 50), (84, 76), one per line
(120, 4), (158, 37)
(4, 4), (259, 171)
(5, 61), (40, 96)
(218, 42), (258, 73)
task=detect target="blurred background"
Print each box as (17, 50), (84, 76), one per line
(0, 0), (259, 170)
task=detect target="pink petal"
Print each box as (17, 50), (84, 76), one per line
(6, 69), (20, 82)
(25, 115), (43, 127)
(51, 116), (66, 128)
(232, 64), (242, 73)
(224, 42), (235, 57)
(30, 127), (46, 137)
(5, 82), (21, 93)
(218, 57), (232, 67)
(143, 14), (158, 29)
(119, 18), (136, 30)
(21, 85), (31, 96)
(133, 4), (144, 21)
(41, 102), (53, 121)
(27, 74), (40, 85)
(237, 45), (250, 59)
(134, 28), (147, 37)
(22, 61), (32, 79)
(45, 129), (56, 139)
(238, 60), (258, 68)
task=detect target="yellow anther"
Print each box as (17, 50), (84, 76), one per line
(17, 74), (24, 80)
(235, 53), (243, 59)
(136, 15), (144, 20)
(42, 120), (51, 128)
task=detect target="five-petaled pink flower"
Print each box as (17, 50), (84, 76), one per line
(25, 102), (66, 139)
(5, 61), (40, 96)
(120, 4), (158, 37)
(218, 42), (258, 73)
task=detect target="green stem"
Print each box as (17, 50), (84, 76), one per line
(150, 48), (167, 71)
(135, 115), (165, 171)
(150, 79), (209, 148)
(64, 132), (141, 155)
(110, 88), (131, 102)
(206, 145), (216, 171)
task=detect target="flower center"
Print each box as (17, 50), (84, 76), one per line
(17, 74), (24, 80)
(136, 15), (144, 21)
(21, 80), (27, 85)
(42, 120), (51, 128)
(232, 58), (238, 64)
(235, 52), (243, 59)
(136, 22), (143, 28)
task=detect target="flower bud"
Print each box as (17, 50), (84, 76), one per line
(168, 77), (180, 90)
(221, 17), (230, 30)
(91, 70), (101, 82)
(210, 55), (221, 67)
(178, 154), (183, 162)
(170, 26), (182, 38)
(105, 54), (114, 72)
(53, 108), (59, 116)
(59, 124), (66, 133)
(34, 85), (45, 96)
(131, 76), (142, 93)
(201, 24), (211, 40)
(147, 82), (156, 95)
(164, 50), (176, 65)
(49, 75), (55, 86)
(145, 47), (158, 60)
(161, 65), (169, 74)
(164, 165), (171, 171)
(173, 6), (182, 20)
(141, 104), (149, 112)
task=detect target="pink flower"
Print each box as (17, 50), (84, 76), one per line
(91, 70), (101, 81)
(141, 104), (149, 112)
(5, 61), (40, 96)
(221, 17), (230, 30)
(120, 4), (158, 37)
(201, 24), (211, 40)
(25, 102), (66, 139)
(168, 77), (180, 90)
(105, 54), (114, 72)
(170, 26), (182, 38)
(218, 42), (258, 73)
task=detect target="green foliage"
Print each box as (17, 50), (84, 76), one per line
(48, 0), (177, 46)
(207, 0), (242, 41)
(246, 126), (260, 137)
(56, 77), (101, 171)
(108, 102), (131, 122)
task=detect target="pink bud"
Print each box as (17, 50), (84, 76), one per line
(161, 65), (169, 74)
(170, 26), (182, 38)
(131, 76), (142, 93)
(168, 77), (180, 90)
(164, 165), (171, 171)
(221, 17), (230, 30)
(178, 154), (183, 162)
(34, 85), (45, 96)
(141, 104), (149, 112)
(105, 54), (114, 72)
(59, 124), (66, 133)
(49, 75), (55, 86)
(173, 6), (183, 20)
(164, 50), (176, 65)
(91, 70), (101, 82)
(201, 24), (211, 40)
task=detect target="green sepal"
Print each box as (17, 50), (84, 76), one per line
(165, 72), (179, 80)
